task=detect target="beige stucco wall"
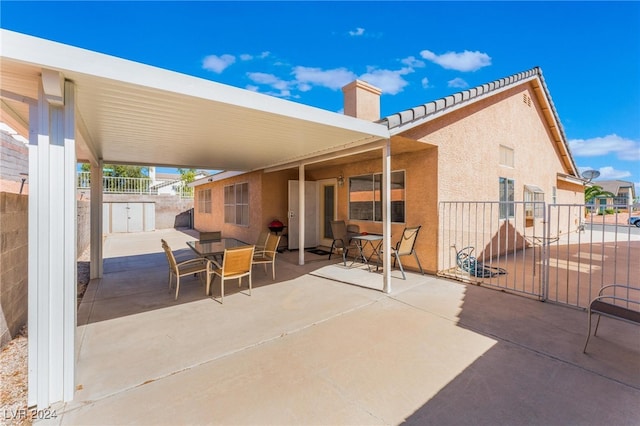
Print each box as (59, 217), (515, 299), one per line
(192, 80), (583, 276)
(402, 83), (584, 268)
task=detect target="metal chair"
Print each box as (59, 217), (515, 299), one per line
(199, 231), (222, 241)
(200, 231), (223, 262)
(391, 226), (424, 280)
(329, 220), (358, 266)
(208, 245), (255, 303)
(255, 231), (270, 252)
(161, 239), (210, 300)
(252, 234), (281, 280)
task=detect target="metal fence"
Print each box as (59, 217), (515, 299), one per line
(438, 202), (639, 309)
(77, 172), (193, 198)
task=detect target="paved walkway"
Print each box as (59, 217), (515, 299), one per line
(45, 229), (639, 425)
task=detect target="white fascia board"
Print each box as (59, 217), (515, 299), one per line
(1, 30), (389, 140)
(557, 173), (585, 186)
(189, 170), (247, 187)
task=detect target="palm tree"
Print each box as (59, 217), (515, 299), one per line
(585, 185), (615, 203)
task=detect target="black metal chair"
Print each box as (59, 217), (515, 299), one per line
(390, 225), (424, 280)
(329, 220), (358, 266)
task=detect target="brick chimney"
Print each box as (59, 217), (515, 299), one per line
(342, 80), (382, 121)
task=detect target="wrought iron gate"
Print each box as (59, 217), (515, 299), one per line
(438, 202), (639, 309)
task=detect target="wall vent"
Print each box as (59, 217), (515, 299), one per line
(523, 93), (532, 107)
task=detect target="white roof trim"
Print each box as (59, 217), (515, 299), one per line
(1, 30), (389, 171)
(190, 171), (246, 187)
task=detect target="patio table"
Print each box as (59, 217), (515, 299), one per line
(350, 234), (383, 272)
(187, 238), (250, 263)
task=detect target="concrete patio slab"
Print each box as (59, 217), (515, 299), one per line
(47, 229), (640, 425)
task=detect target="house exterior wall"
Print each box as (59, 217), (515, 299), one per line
(400, 83), (583, 267)
(191, 81), (582, 276)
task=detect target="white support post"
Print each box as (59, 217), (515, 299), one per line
(298, 164), (305, 265)
(27, 101), (39, 409)
(63, 81), (77, 401)
(27, 75), (77, 408)
(90, 160), (103, 279)
(382, 140), (392, 293)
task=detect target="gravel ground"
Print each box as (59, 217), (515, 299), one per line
(0, 249), (90, 426)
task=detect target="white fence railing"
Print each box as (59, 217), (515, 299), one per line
(77, 172), (193, 198)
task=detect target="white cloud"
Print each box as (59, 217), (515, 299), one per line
(578, 165), (633, 181)
(240, 51), (270, 62)
(594, 166), (632, 180)
(401, 56), (425, 68)
(293, 66), (357, 90)
(569, 134), (640, 161)
(359, 68), (410, 95)
(421, 77), (430, 89)
(349, 27), (365, 36)
(202, 54), (236, 73)
(247, 72), (293, 97)
(448, 77), (468, 88)
(420, 49), (492, 72)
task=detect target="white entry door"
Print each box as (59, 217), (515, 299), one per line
(288, 180), (319, 250)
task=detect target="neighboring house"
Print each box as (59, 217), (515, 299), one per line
(191, 67), (584, 274)
(588, 180), (637, 208)
(0, 126), (29, 194)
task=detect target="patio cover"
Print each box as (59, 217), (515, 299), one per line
(0, 30), (388, 170)
(0, 29), (392, 409)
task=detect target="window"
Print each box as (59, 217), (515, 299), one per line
(499, 177), (515, 219)
(224, 182), (249, 226)
(524, 185), (545, 218)
(499, 145), (514, 167)
(349, 171), (405, 223)
(197, 189), (211, 214)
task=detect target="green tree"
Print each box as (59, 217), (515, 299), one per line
(585, 185), (614, 203)
(177, 168), (197, 184)
(80, 163), (147, 177)
(176, 168), (197, 197)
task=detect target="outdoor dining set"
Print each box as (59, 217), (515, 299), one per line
(161, 221), (424, 303)
(161, 230), (280, 303)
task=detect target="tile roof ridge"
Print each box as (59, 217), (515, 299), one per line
(379, 66), (543, 129)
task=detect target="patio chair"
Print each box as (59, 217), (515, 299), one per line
(390, 225), (424, 280)
(255, 231), (270, 252)
(199, 231), (222, 241)
(208, 245), (255, 303)
(329, 220), (358, 266)
(455, 245), (507, 278)
(200, 231), (223, 262)
(161, 239), (210, 300)
(252, 234), (281, 280)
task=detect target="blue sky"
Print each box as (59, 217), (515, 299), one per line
(2, 1), (639, 190)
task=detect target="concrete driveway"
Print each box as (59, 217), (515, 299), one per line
(48, 229), (639, 425)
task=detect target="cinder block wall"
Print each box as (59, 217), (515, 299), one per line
(0, 192), (28, 348)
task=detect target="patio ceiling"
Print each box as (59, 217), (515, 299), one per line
(0, 30), (389, 171)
